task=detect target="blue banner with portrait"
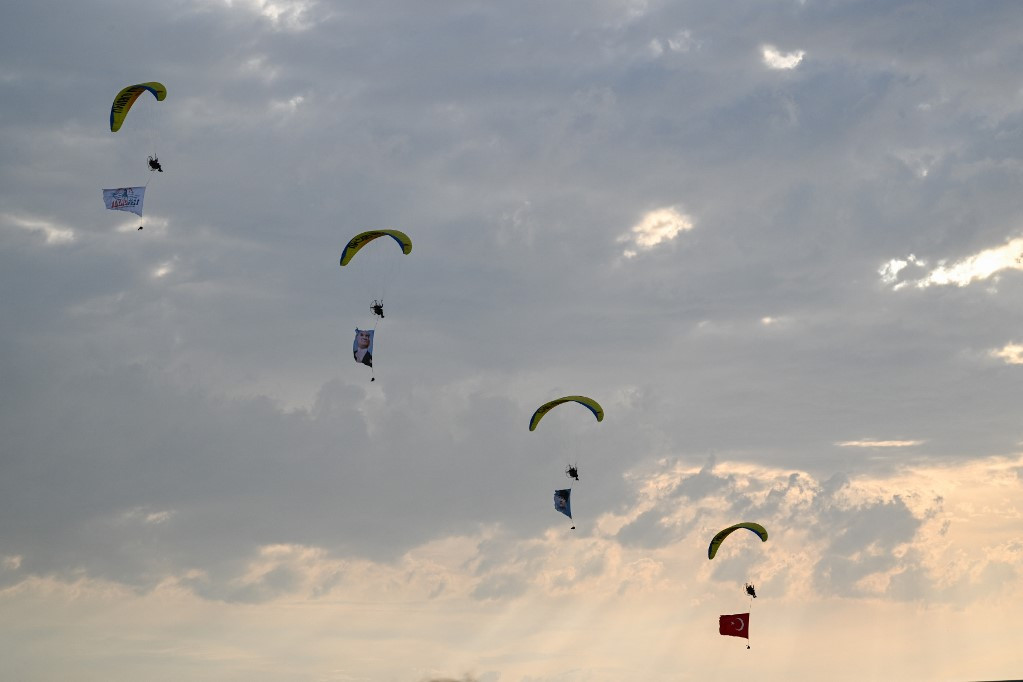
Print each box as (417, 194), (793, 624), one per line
(353, 328), (374, 367)
(554, 489), (572, 519)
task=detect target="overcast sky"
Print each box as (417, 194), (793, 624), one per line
(3, 1), (1023, 680)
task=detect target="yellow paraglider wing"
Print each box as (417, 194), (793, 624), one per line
(110, 82), (167, 132)
(339, 230), (413, 267)
(707, 522), (768, 560)
(528, 396), (604, 431)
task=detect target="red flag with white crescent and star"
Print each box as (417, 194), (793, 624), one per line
(719, 613), (750, 639)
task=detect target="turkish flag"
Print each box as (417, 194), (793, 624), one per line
(719, 613), (750, 639)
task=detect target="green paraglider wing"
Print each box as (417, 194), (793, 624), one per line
(110, 82), (166, 132)
(339, 230), (412, 266)
(529, 396), (604, 431)
(707, 522), (768, 560)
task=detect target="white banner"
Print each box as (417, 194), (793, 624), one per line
(101, 186), (146, 217)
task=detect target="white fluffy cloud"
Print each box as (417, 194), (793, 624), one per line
(991, 343), (1023, 365)
(762, 45), (805, 70)
(618, 207), (693, 258)
(882, 237), (1023, 290)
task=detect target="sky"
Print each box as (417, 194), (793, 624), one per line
(2, 1), (1023, 680)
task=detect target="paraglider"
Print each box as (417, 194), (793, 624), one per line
(109, 82), (166, 133)
(106, 82), (166, 232)
(339, 230), (411, 323)
(531, 396), (602, 522)
(339, 230), (412, 381)
(707, 522), (768, 560)
(528, 395), (604, 432)
(709, 522), (766, 627)
(339, 229), (412, 267)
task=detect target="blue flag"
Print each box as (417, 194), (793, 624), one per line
(353, 328), (374, 367)
(554, 489), (572, 519)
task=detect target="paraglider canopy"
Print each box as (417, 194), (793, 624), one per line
(110, 82), (166, 132)
(707, 522), (768, 560)
(339, 229), (412, 267)
(528, 395), (604, 431)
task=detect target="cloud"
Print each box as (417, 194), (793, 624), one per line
(210, 0), (318, 31)
(2, 214), (74, 244)
(5, 452), (1015, 607)
(991, 343), (1023, 365)
(617, 207), (693, 258)
(762, 45), (805, 70)
(878, 254), (924, 285)
(270, 94), (306, 117)
(667, 30), (695, 53)
(152, 259), (176, 279)
(470, 572), (530, 601)
(836, 440), (924, 448)
(4, 2), (1023, 678)
(608, 454), (1023, 602)
(672, 453), (733, 501)
(649, 30), (696, 56)
(1, 453), (1021, 679)
(882, 237), (1023, 289)
(119, 507), (176, 525)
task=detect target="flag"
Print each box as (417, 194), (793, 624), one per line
(102, 186), (146, 217)
(719, 613), (749, 639)
(353, 328), (374, 367)
(554, 489), (572, 519)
